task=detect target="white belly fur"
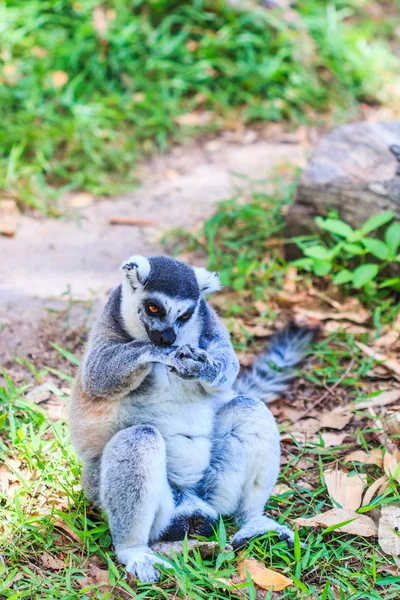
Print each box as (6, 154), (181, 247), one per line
(119, 364), (232, 488)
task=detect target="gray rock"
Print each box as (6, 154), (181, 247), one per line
(285, 121), (400, 264)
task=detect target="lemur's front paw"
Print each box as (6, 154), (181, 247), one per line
(175, 344), (208, 363)
(169, 357), (202, 380)
(170, 345), (218, 381)
(117, 546), (171, 582)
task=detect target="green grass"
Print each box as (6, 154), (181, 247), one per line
(1, 0), (399, 212)
(2, 349), (400, 599)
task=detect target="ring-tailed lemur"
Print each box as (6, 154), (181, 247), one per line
(69, 255), (317, 582)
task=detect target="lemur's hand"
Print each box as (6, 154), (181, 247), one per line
(168, 344), (220, 382)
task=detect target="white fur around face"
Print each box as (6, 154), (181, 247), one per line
(193, 267), (221, 295)
(121, 283), (148, 340)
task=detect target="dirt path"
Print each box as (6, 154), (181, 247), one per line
(0, 133), (307, 367)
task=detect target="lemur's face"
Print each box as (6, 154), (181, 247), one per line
(138, 292), (199, 347)
(120, 254), (221, 344)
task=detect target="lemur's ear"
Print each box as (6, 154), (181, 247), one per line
(193, 266), (221, 295)
(121, 255), (150, 291)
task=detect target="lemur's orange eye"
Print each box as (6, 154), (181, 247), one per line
(181, 313), (190, 320)
(148, 304), (159, 314)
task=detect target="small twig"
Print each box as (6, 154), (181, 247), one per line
(293, 355), (355, 422)
(109, 216), (159, 226)
(308, 289), (343, 311)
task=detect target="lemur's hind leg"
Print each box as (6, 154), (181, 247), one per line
(197, 395), (294, 549)
(100, 425), (174, 582)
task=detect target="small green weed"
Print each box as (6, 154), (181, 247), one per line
(292, 211), (400, 296)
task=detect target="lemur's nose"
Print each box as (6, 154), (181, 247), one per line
(159, 328), (176, 347)
(150, 328), (176, 347)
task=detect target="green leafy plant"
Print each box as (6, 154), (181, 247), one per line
(293, 211), (400, 294)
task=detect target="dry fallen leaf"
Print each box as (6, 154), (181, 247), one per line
(294, 307), (370, 325)
(362, 475), (388, 507)
(383, 451), (400, 481)
(271, 484), (292, 496)
(294, 418), (321, 434)
(353, 390), (400, 411)
(378, 504), (400, 555)
(320, 432), (347, 447)
(92, 6), (108, 37)
(320, 407), (352, 430)
(355, 342), (400, 380)
(40, 551), (65, 571)
(294, 508), (378, 537)
(238, 558), (293, 592)
(79, 565), (110, 596)
(324, 469), (367, 511)
(0, 198), (19, 237)
(52, 519), (81, 543)
(174, 111), (214, 126)
(280, 431), (346, 448)
(283, 266), (297, 294)
(51, 70), (69, 88)
(67, 192), (94, 208)
(344, 449), (383, 468)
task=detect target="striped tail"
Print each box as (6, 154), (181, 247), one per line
(234, 322), (319, 403)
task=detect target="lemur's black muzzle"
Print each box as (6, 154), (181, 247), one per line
(149, 328), (177, 347)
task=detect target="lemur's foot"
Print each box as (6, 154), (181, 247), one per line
(231, 516), (294, 550)
(117, 546), (171, 582)
(160, 511), (217, 542)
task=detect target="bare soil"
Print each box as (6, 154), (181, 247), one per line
(0, 130), (308, 372)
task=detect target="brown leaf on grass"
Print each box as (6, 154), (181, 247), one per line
(67, 192), (94, 208)
(32, 46), (48, 58)
(385, 411), (400, 436)
(383, 451), (400, 481)
(324, 320), (369, 334)
(352, 390), (400, 411)
(295, 418), (321, 434)
(355, 342), (400, 380)
(242, 322), (272, 338)
(375, 315), (400, 348)
(344, 449), (383, 468)
(320, 432), (347, 447)
(271, 484), (292, 496)
(3, 63), (19, 85)
(280, 431), (346, 447)
(324, 469), (367, 511)
(175, 111), (214, 126)
(294, 508), (378, 537)
(378, 504), (400, 555)
(51, 70), (69, 88)
(79, 565), (110, 596)
(275, 291), (309, 305)
(283, 266), (297, 294)
(92, 6), (115, 37)
(362, 475), (388, 507)
(236, 351), (256, 368)
(375, 329), (400, 349)
(294, 307), (370, 325)
(52, 519), (81, 543)
(238, 558), (293, 592)
(320, 407), (352, 430)
(0, 199), (19, 237)
(40, 551), (65, 571)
